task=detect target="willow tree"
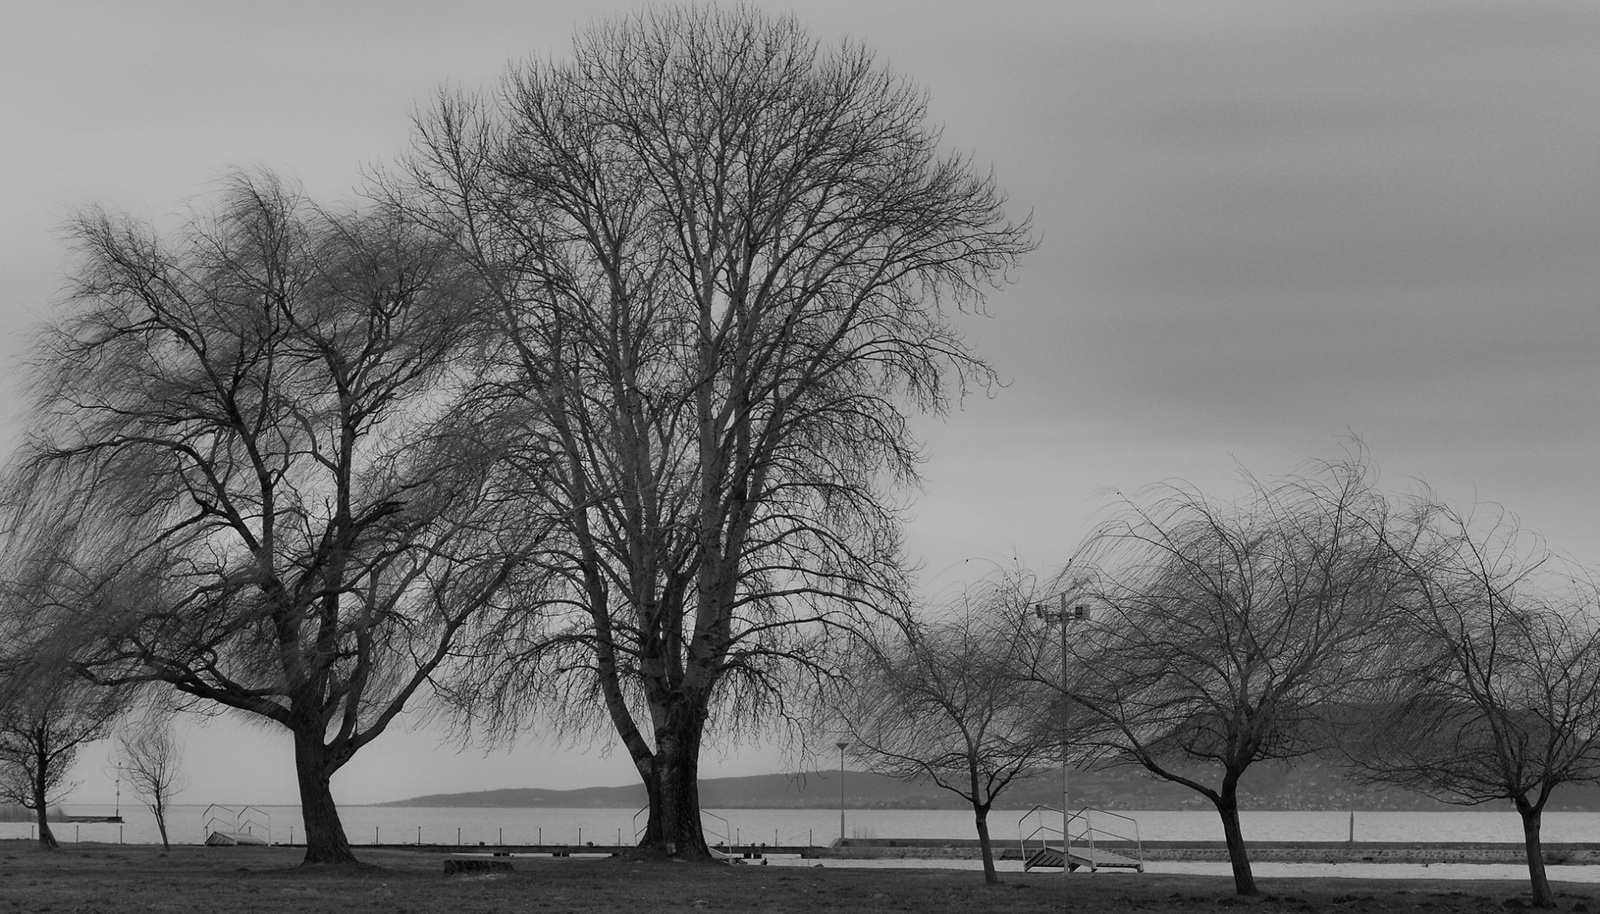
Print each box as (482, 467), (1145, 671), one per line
(9, 173), (516, 865)
(1060, 461), (1400, 896)
(832, 575), (1056, 884)
(1347, 506), (1600, 909)
(402, 6), (1030, 857)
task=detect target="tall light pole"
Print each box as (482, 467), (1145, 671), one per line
(836, 741), (849, 845)
(1035, 595), (1088, 867)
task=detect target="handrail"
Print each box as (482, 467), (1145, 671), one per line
(700, 810), (730, 853)
(201, 803), (272, 845)
(1018, 805), (1143, 873)
(632, 807), (735, 864)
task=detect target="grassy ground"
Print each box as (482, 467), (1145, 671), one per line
(1, 842), (1596, 913)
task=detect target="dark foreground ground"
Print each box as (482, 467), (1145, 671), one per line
(1, 842), (1597, 913)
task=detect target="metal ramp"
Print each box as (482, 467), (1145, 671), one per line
(1024, 843), (1144, 872)
(1019, 806), (1144, 873)
(202, 804), (271, 847)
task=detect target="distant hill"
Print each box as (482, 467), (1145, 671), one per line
(379, 759), (1600, 811)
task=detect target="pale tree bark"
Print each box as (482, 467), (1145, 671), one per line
(401, 5), (1031, 858)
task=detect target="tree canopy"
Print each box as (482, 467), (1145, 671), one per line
(6, 173), (520, 864)
(402, 4), (1030, 856)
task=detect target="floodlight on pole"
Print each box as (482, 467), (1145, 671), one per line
(836, 741), (849, 845)
(1034, 594), (1089, 874)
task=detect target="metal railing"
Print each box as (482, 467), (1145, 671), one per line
(632, 808), (734, 864)
(202, 804), (272, 845)
(1018, 805), (1143, 873)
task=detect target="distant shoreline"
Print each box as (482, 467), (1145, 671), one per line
(370, 765), (1600, 812)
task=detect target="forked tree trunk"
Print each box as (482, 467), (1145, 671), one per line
(1516, 797), (1555, 909)
(1214, 778), (1258, 896)
(294, 727), (356, 865)
(637, 722), (710, 858)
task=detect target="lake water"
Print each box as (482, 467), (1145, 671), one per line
(13, 805), (1600, 851)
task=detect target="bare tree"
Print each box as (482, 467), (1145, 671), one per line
(832, 573), (1056, 884)
(400, 5), (1031, 857)
(0, 664), (123, 849)
(1346, 504), (1600, 909)
(111, 703), (187, 851)
(1058, 461), (1398, 896)
(7, 172), (520, 865)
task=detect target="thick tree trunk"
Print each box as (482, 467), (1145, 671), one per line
(294, 728), (356, 865)
(638, 721), (709, 858)
(1516, 798), (1555, 909)
(1214, 784), (1258, 896)
(973, 804), (998, 885)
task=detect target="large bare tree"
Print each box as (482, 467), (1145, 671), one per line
(1058, 461), (1399, 896)
(831, 574), (1057, 884)
(401, 6), (1031, 857)
(1347, 505), (1600, 909)
(8, 173), (518, 864)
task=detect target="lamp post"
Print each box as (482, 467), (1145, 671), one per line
(1035, 595), (1088, 869)
(836, 741), (849, 845)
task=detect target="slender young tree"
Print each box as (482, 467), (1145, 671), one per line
(1347, 504), (1600, 909)
(1057, 461), (1399, 896)
(402, 5), (1031, 857)
(111, 703), (187, 851)
(832, 574), (1056, 884)
(8, 172), (519, 865)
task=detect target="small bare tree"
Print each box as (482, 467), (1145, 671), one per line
(832, 573), (1057, 884)
(1058, 460), (1399, 896)
(0, 665), (123, 849)
(1347, 504), (1600, 910)
(111, 704), (187, 850)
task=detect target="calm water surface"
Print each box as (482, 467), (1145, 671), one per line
(13, 805), (1600, 851)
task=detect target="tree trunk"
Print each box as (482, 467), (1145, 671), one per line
(151, 801), (170, 851)
(1214, 783), (1258, 896)
(294, 727), (356, 865)
(973, 804), (998, 885)
(32, 804), (57, 849)
(638, 721), (709, 858)
(32, 757), (57, 850)
(636, 758), (664, 847)
(1516, 797), (1555, 909)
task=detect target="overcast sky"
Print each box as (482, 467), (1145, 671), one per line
(4, 1), (1598, 808)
